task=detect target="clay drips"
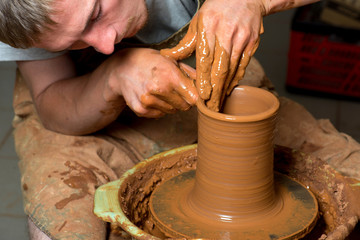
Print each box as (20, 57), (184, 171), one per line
(196, 17), (213, 101)
(204, 38), (230, 112)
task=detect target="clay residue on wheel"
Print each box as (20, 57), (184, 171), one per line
(118, 146), (360, 239)
(119, 148), (197, 238)
(274, 146), (360, 240)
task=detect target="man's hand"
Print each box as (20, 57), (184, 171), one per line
(105, 48), (198, 118)
(161, 0), (319, 112)
(161, 0), (264, 111)
(17, 48), (197, 135)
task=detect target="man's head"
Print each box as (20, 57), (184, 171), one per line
(0, 0), (148, 54)
(0, 0), (55, 48)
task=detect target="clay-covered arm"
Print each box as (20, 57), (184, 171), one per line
(161, 0), (320, 111)
(17, 48), (197, 135)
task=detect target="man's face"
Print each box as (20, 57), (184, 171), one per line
(35, 0), (148, 54)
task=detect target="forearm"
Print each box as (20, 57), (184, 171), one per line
(262, 0), (320, 15)
(35, 70), (126, 135)
(18, 48), (197, 135)
(18, 55), (126, 135)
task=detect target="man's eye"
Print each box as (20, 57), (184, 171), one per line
(91, 3), (102, 22)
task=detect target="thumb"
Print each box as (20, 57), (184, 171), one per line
(179, 62), (196, 80)
(175, 63), (198, 105)
(160, 15), (198, 61)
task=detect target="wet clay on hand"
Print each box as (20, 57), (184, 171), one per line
(161, 14), (264, 112)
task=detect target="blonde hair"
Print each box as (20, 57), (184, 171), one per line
(0, 0), (55, 48)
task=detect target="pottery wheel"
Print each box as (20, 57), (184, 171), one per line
(149, 170), (318, 239)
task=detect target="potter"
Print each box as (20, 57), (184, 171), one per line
(0, 0), (323, 238)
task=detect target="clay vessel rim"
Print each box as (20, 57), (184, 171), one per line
(197, 86), (280, 122)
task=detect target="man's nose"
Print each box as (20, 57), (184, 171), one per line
(81, 27), (116, 55)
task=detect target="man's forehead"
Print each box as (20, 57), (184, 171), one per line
(37, 0), (96, 51)
(50, 0), (91, 23)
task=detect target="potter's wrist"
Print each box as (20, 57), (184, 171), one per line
(102, 75), (125, 105)
(262, 0), (320, 15)
(102, 84), (127, 118)
(260, 0), (271, 16)
(261, 0), (286, 15)
(100, 54), (126, 103)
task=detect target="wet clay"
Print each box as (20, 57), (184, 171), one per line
(150, 170), (317, 238)
(118, 146), (198, 237)
(274, 146), (360, 240)
(116, 143), (360, 240)
(160, 15), (263, 112)
(54, 160), (109, 210)
(188, 86), (281, 222)
(146, 86), (318, 239)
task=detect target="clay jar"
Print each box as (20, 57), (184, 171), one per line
(187, 85), (281, 225)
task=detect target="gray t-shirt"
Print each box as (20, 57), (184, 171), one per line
(0, 42), (66, 61)
(0, 0), (198, 61)
(136, 0), (198, 44)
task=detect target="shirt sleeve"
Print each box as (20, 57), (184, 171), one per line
(135, 0), (198, 44)
(0, 41), (67, 61)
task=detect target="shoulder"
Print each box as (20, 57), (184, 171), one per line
(135, 0), (199, 44)
(0, 41), (67, 62)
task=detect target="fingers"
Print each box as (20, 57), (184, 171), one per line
(132, 90), (190, 119)
(128, 95), (167, 119)
(136, 65), (197, 118)
(153, 88), (192, 112)
(161, 13), (212, 101)
(195, 14), (263, 110)
(142, 88), (192, 114)
(163, 11), (265, 113)
(218, 32), (246, 111)
(225, 18), (263, 97)
(206, 38), (230, 112)
(153, 65), (197, 112)
(140, 94), (178, 114)
(250, 34), (261, 56)
(218, 52), (241, 111)
(160, 16), (198, 61)
(259, 19), (264, 35)
(196, 14), (215, 100)
(179, 62), (196, 80)
(175, 63), (198, 106)
(134, 108), (165, 119)
(226, 36), (261, 96)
